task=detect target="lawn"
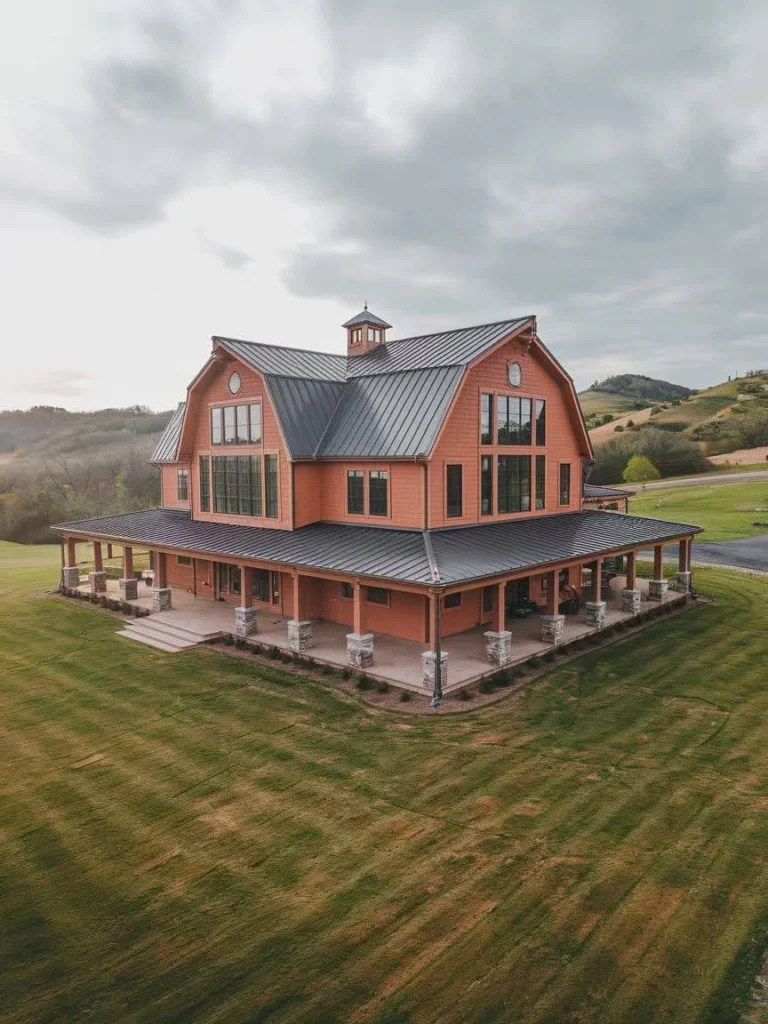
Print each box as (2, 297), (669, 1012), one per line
(630, 479), (768, 541)
(3, 542), (768, 1023)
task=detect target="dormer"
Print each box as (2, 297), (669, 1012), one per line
(343, 304), (392, 357)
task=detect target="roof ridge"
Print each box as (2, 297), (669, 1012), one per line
(385, 315), (533, 349)
(312, 383), (350, 458)
(213, 335), (347, 362)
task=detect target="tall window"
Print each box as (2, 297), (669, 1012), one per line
(559, 463), (571, 506)
(238, 456), (262, 515)
(236, 405), (248, 443)
(211, 407), (223, 446)
(535, 455), (546, 510)
(252, 568), (270, 602)
(480, 393), (493, 444)
(211, 455), (262, 516)
(210, 404), (262, 445)
(446, 464), (463, 518)
(224, 406), (236, 445)
(177, 467), (189, 501)
(347, 470), (364, 514)
(497, 396), (532, 445)
(535, 400), (546, 445)
(482, 586), (494, 613)
(199, 456), (210, 512)
(369, 470), (389, 516)
(249, 403), (262, 443)
(498, 455), (531, 513)
(481, 455), (493, 516)
(225, 456), (238, 513)
(265, 454), (278, 518)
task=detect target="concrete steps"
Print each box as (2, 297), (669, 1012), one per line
(118, 615), (224, 653)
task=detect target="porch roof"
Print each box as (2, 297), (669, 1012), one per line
(54, 508), (701, 588)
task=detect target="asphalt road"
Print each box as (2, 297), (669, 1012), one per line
(691, 535), (768, 572)
(640, 470), (768, 491)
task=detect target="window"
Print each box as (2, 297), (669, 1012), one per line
(559, 568), (570, 586)
(210, 404), (262, 445)
(236, 405), (249, 443)
(350, 327), (362, 345)
(481, 455), (493, 516)
(340, 582), (353, 599)
(559, 463), (571, 506)
(368, 327), (380, 344)
(252, 568), (270, 602)
(177, 467), (189, 501)
(482, 586), (494, 613)
(211, 407), (223, 446)
(507, 361), (522, 387)
(249, 403), (262, 443)
(211, 455), (262, 516)
(176, 555), (192, 567)
(480, 393), (493, 445)
(497, 455), (531, 514)
(199, 455), (210, 512)
(446, 464), (463, 518)
(444, 592), (462, 609)
(535, 455), (546, 510)
(265, 454), (279, 518)
(271, 571), (280, 604)
(224, 406), (236, 444)
(230, 565), (241, 595)
(497, 396), (532, 445)
(365, 586), (389, 605)
(347, 470), (364, 514)
(228, 371), (242, 394)
(535, 399), (546, 445)
(541, 574), (549, 594)
(369, 470), (389, 516)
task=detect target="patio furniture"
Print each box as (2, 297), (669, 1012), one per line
(509, 598), (538, 618)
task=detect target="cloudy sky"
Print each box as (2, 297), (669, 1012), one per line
(2, 0), (767, 411)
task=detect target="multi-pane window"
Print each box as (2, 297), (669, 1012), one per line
(481, 455), (493, 516)
(497, 455), (531, 513)
(211, 455), (262, 516)
(559, 463), (571, 506)
(177, 555), (192, 566)
(446, 464), (463, 518)
(535, 399), (546, 445)
(350, 327), (362, 345)
(365, 586), (389, 605)
(480, 393), (493, 444)
(497, 396), (532, 445)
(347, 470), (364, 514)
(341, 582), (353, 599)
(535, 455), (546, 510)
(369, 470), (389, 516)
(271, 571), (280, 604)
(199, 455), (210, 511)
(252, 568), (270, 602)
(177, 467), (189, 501)
(265, 454), (278, 518)
(210, 404), (262, 445)
(230, 565), (241, 595)
(368, 327), (381, 344)
(444, 592), (462, 609)
(482, 586), (494, 613)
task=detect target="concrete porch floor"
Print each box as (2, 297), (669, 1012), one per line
(76, 573), (683, 694)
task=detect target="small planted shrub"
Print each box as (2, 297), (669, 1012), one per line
(376, 681), (390, 694)
(99, 594), (108, 608)
(235, 636), (247, 649)
(356, 675), (373, 691)
(132, 605), (143, 618)
(479, 678), (496, 694)
(223, 634), (235, 646)
(321, 664), (334, 676)
(121, 601), (132, 615)
(459, 688), (473, 701)
(268, 645), (281, 659)
(398, 690), (412, 703)
(341, 668), (351, 680)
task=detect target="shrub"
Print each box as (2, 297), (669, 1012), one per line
(376, 681), (390, 694)
(234, 636), (247, 649)
(341, 668), (351, 680)
(479, 678), (496, 694)
(268, 645), (281, 659)
(321, 664), (334, 676)
(543, 650), (555, 663)
(99, 594), (108, 607)
(614, 425), (625, 432)
(459, 688), (473, 701)
(223, 634), (234, 646)
(356, 675), (373, 691)
(120, 601), (132, 615)
(399, 690), (411, 703)
(132, 604), (143, 618)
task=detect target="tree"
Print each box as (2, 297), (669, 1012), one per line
(623, 455), (661, 488)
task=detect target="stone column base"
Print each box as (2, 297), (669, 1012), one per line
(585, 600), (607, 629)
(151, 587), (172, 612)
(287, 619), (313, 652)
(88, 570), (107, 594)
(484, 630), (513, 666)
(540, 614), (565, 644)
(119, 577), (138, 601)
(422, 651), (448, 690)
(62, 565), (81, 589)
(673, 571), (692, 593)
(647, 579), (668, 602)
(234, 606), (259, 637)
(621, 588), (642, 615)
(346, 632), (374, 668)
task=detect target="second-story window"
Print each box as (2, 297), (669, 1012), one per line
(265, 454), (279, 518)
(211, 407), (223, 445)
(535, 455), (546, 510)
(177, 467), (189, 501)
(347, 470), (364, 514)
(446, 464), (463, 518)
(211, 455), (262, 516)
(498, 455), (531, 514)
(224, 406), (236, 444)
(535, 399), (546, 445)
(199, 455), (210, 511)
(559, 463), (571, 506)
(497, 396), (532, 445)
(369, 470), (388, 516)
(210, 404), (262, 446)
(480, 393), (493, 444)
(481, 455), (493, 515)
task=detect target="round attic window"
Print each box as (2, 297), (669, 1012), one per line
(228, 371), (242, 395)
(507, 361), (522, 387)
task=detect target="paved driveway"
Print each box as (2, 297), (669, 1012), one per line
(692, 535), (768, 572)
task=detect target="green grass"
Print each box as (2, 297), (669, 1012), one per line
(579, 390), (649, 419)
(3, 542), (768, 1022)
(630, 479), (768, 541)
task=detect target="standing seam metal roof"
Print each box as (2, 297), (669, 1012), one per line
(150, 402), (186, 462)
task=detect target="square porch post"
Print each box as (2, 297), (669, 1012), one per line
(347, 580), (374, 667)
(287, 571), (313, 651)
(485, 579), (514, 666)
(621, 549), (641, 614)
(234, 565), (258, 636)
(88, 540), (107, 594)
(585, 557), (606, 628)
(62, 536), (80, 589)
(423, 591), (448, 690)
(151, 550), (173, 612)
(648, 543), (669, 601)
(675, 538), (692, 592)
(540, 569), (565, 644)
(119, 545), (138, 600)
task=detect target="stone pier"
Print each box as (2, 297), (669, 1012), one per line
(234, 606), (259, 637)
(585, 600), (607, 629)
(287, 619), (313, 652)
(346, 632), (374, 668)
(621, 589), (642, 615)
(151, 587), (172, 612)
(540, 614), (565, 645)
(422, 651), (448, 690)
(119, 577), (138, 601)
(484, 630), (513, 666)
(648, 579), (668, 601)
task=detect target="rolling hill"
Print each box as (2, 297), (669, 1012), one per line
(579, 374), (694, 425)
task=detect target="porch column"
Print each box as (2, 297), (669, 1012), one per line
(621, 550), (641, 614)
(347, 580), (374, 667)
(485, 579), (513, 667)
(287, 571), (313, 651)
(234, 565), (258, 636)
(422, 592), (448, 690)
(151, 550), (173, 612)
(648, 543), (668, 601)
(62, 536), (80, 589)
(585, 557), (606, 629)
(675, 538), (692, 592)
(88, 540), (107, 594)
(540, 569), (565, 645)
(119, 545), (138, 600)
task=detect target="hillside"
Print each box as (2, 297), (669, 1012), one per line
(579, 374), (694, 425)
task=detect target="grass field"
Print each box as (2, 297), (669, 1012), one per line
(630, 479), (768, 541)
(3, 542), (768, 1023)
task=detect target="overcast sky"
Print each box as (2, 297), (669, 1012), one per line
(2, 0), (767, 412)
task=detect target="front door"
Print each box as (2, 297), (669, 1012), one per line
(506, 578), (530, 611)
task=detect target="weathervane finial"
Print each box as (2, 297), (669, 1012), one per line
(364, 300), (368, 311)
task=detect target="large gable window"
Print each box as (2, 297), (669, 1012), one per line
(210, 403), (262, 446)
(498, 455), (531, 514)
(497, 396), (532, 445)
(211, 455), (263, 517)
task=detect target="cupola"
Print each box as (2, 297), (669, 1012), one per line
(342, 303), (392, 357)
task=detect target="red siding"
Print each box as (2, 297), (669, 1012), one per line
(160, 464), (190, 509)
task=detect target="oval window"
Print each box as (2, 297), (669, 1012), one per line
(507, 361), (522, 387)
(228, 371), (242, 395)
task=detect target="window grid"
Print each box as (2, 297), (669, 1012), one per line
(199, 455), (210, 512)
(177, 467), (189, 501)
(481, 455), (493, 516)
(210, 403), (262, 445)
(559, 463), (571, 506)
(369, 470), (389, 516)
(446, 464), (463, 518)
(211, 455), (263, 517)
(480, 393), (493, 445)
(365, 586), (389, 606)
(265, 454), (279, 518)
(535, 399), (546, 446)
(497, 396), (532, 445)
(535, 455), (546, 510)
(347, 470), (364, 515)
(497, 455), (531, 514)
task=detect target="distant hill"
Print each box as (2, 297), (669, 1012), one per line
(589, 374), (694, 403)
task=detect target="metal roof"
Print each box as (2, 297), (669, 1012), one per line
(341, 307), (392, 329)
(150, 403), (186, 463)
(266, 377), (345, 458)
(217, 337), (347, 381)
(316, 366), (464, 458)
(583, 484), (635, 500)
(54, 508), (700, 587)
